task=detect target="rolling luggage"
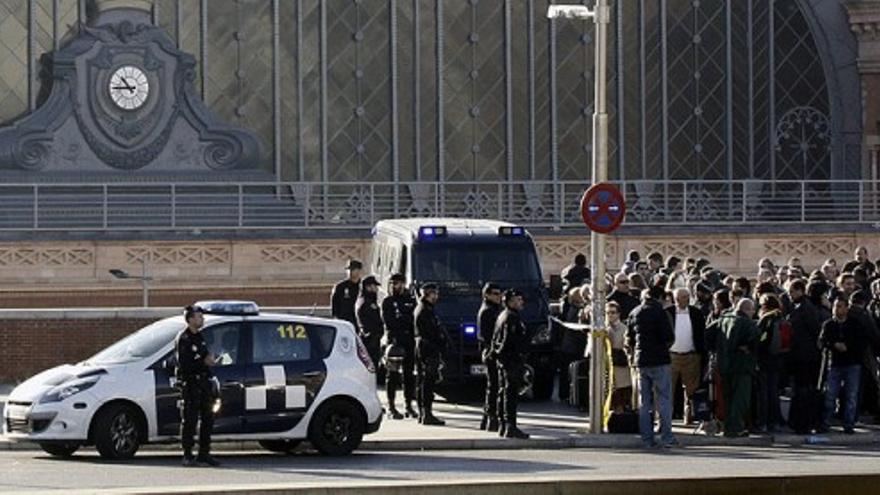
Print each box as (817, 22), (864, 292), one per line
(607, 410), (639, 434)
(569, 359), (590, 412)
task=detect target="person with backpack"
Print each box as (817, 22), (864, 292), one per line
(755, 293), (789, 433)
(713, 298), (760, 437)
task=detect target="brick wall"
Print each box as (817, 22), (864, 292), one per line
(0, 317), (155, 382)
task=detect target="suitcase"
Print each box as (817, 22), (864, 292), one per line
(607, 410), (639, 434)
(569, 359), (590, 411)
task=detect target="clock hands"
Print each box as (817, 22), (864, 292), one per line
(111, 77), (137, 94)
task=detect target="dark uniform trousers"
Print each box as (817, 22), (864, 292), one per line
(483, 354), (499, 422)
(180, 376), (213, 456)
(416, 353), (441, 413)
(388, 341), (416, 403)
(498, 360), (524, 428)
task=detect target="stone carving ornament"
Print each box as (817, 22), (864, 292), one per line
(0, 6), (262, 174)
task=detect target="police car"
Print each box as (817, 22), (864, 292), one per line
(2, 301), (383, 460)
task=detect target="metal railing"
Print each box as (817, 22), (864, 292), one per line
(0, 180), (876, 231)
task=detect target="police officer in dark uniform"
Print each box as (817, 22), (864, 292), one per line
(382, 273), (418, 419)
(477, 282), (503, 431)
(414, 283), (448, 426)
(331, 259), (363, 328)
(356, 275), (383, 381)
(492, 289), (530, 439)
(176, 305), (220, 467)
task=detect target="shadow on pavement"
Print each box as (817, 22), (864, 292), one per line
(37, 450), (593, 476)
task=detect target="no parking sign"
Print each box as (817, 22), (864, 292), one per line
(580, 183), (626, 234)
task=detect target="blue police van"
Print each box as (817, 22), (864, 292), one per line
(368, 219), (555, 399)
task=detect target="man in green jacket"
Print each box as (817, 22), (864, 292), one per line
(713, 298), (759, 437)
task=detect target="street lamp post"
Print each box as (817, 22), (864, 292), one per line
(548, 1), (611, 435)
(109, 257), (153, 308)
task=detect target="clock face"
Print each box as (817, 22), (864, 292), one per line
(108, 66), (150, 111)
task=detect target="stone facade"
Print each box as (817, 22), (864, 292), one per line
(0, 233), (875, 308)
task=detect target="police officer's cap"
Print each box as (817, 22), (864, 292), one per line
(345, 259), (363, 270)
(183, 304), (204, 320)
(361, 275), (379, 289)
(420, 283), (439, 296)
(483, 282), (502, 295)
(390, 273), (407, 283)
(503, 288), (524, 303)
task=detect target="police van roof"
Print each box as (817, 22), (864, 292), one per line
(375, 218), (523, 239)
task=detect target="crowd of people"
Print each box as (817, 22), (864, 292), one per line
(557, 246), (880, 447)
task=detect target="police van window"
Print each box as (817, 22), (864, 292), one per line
(202, 323), (242, 367)
(414, 243), (541, 283)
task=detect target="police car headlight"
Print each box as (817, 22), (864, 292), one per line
(530, 324), (552, 345)
(40, 376), (100, 404)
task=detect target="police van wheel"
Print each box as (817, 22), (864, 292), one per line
(93, 404), (142, 460)
(39, 442), (79, 458)
(308, 400), (365, 456)
(258, 440), (302, 454)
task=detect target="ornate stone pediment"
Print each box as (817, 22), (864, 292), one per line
(0, 5), (263, 177)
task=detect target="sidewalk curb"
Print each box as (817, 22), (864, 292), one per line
(2, 433), (876, 453)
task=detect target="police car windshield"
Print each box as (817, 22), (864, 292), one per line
(86, 319), (185, 365)
(414, 243), (541, 285)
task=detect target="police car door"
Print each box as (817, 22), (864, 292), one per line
(153, 322), (247, 436)
(242, 320), (331, 433)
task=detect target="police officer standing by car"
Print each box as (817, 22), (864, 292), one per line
(492, 289), (530, 439)
(176, 305), (220, 467)
(356, 275), (383, 383)
(478, 282), (503, 431)
(331, 259), (363, 328)
(415, 283), (448, 426)
(382, 273), (418, 420)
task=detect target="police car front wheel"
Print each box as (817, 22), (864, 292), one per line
(93, 403), (143, 460)
(307, 399), (366, 456)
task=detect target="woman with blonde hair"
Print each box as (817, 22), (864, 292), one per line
(606, 301), (633, 412)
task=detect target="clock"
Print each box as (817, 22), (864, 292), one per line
(108, 65), (150, 110)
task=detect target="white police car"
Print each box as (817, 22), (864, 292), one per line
(2, 301), (382, 460)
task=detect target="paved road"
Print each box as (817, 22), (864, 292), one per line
(1, 445), (879, 493)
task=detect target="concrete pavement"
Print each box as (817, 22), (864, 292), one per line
(3, 394), (879, 453)
(1, 445), (880, 494)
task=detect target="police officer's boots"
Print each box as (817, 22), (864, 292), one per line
(420, 402), (445, 426)
(387, 389), (404, 420)
(504, 425), (530, 439)
(405, 402), (418, 419)
(182, 450), (196, 467)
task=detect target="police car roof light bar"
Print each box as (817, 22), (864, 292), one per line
(419, 225), (447, 239)
(498, 226), (526, 236)
(194, 300), (260, 316)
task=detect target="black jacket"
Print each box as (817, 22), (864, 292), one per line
(176, 329), (212, 380)
(561, 264), (591, 288)
(491, 308), (528, 365)
(820, 317), (868, 368)
(609, 290), (639, 319)
(788, 297), (823, 363)
(381, 292), (416, 347)
(665, 305), (707, 355)
(415, 300), (448, 359)
(477, 300), (503, 352)
(626, 299), (675, 368)
(355, 291), (383, 340)
(331, 279), (360, 327)
(850, 305), (880, 354)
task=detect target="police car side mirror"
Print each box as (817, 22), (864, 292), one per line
(549, 275), (564, 301)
